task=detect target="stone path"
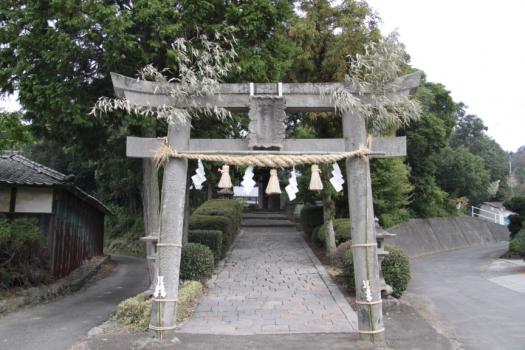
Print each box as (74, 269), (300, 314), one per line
(177, 215), (358, 335)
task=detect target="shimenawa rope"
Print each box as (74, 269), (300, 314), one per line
(154, 144), (372, 168)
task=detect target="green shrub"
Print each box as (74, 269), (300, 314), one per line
(300, 206), (324, 238)
(510, 229), (525, 258)
(334, 241), (353, 268)
(188, 229), (223, 261)
(339, 249), (356, 291)
(189, 215), (233, 256)
(339, 244), (411, 298)
(115, 281), (203, 331)
(382, 245), (411, 298)
(194, 199), (243, 232)
(504, 196), (525, 238)
(0, 217), (49, 290)
(317, 218), (351, 245)
(180, 243), (214, 281)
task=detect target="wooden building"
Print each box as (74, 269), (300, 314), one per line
(0, 153), (110, 278)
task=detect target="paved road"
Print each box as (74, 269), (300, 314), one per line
(178, 225), (358, 335)
(408, 243), (525, 350)
(0, 256), (149, 350)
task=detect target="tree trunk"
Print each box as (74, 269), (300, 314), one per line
(142, 127), (160, 287)
(322, 191), (337, 258)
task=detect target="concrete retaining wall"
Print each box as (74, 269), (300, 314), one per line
(388, 217), (510, 257)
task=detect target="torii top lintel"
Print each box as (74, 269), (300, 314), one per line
(110, 71), (421, 113)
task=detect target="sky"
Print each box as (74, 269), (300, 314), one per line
(365, 0), (525, 152)
(1, 1), (524, 151)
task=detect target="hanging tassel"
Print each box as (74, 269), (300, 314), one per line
(309, 164), (323, 191)
(217, 165), (233, 189)
(265, 168), (281, 195)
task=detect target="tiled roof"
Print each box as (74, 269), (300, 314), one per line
(0, 153), (71, 186)
(0, 152), (110, 214)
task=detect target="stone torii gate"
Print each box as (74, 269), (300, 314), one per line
(112, 71), (421, 342)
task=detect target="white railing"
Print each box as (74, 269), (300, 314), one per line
(471, 206), (502, 224)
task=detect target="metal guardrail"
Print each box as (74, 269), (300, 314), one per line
(471, 206), (501, 224)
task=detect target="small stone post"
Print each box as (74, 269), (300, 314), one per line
(149, 121), (190, 336)
(342, 110), (385, 343)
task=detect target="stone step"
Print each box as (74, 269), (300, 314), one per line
(242, 213), (288, 220)
(241, 219), (296, 227)
(242, 211), (288, 220)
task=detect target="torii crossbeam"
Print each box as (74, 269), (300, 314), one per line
(113, 71), (421, 342)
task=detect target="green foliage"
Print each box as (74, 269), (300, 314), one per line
(403, 80), (457, 217)
(371, 158), (412, 228)
(0, 218), (50, 290)
(193, 199), (243, 232)
(300, 206), (324, 239)
(188, 230), (222, 262)
(511, 146), (525, 196)
(0, 111), (33, 151)
(435, 146), (490, 202)
(339, 244), (410, 298)
(115, 293), (151, 331)
(189, 215), (233, 257)
(115, 280), (203, 331)
(334, 240), (353, 268)
(186, 200), (242, 259)
(317, 218), (351, 245)
(509, 229), (525, 258)
(288, 0), (380, 83)
(180, 243), (214, 281)
(339, 249), (356, 291)
(382, 245), (411, 298)
(504, 196), (525, 237)
(0, 0), (297, 243)
(105, 204), (143, 240)
(451, 113), (508, 188)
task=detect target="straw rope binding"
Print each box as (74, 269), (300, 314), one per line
(154, 144), (372, 168)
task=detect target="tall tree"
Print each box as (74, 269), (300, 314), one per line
(435, 146), (490, 202)
(450, 112), (508, 197)
(1, 0), (297, 237)
(286, 0), (381, 256)
(402, 79), (457, 217)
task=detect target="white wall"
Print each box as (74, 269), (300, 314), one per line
(15, 187), (54, 213)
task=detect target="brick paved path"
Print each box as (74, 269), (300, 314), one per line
(177, 220), (358, 335)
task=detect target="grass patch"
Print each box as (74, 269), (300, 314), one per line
(114, 280), (204, 332)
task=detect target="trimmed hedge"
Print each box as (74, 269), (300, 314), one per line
(300, 206), (324, 239)
(339, 244), (411, 298)
(316, 218), (351, 245)
(188, 229), (223, 262)
(193, 199), (243, 233)
(180, 243), (214, 281)
(189, 215), (233, 257)
(510, 229), (525, 258)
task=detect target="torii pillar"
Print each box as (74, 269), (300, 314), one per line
(113, 72), (421, 342)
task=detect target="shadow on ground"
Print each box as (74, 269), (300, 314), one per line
(71, 302), (453, 350)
